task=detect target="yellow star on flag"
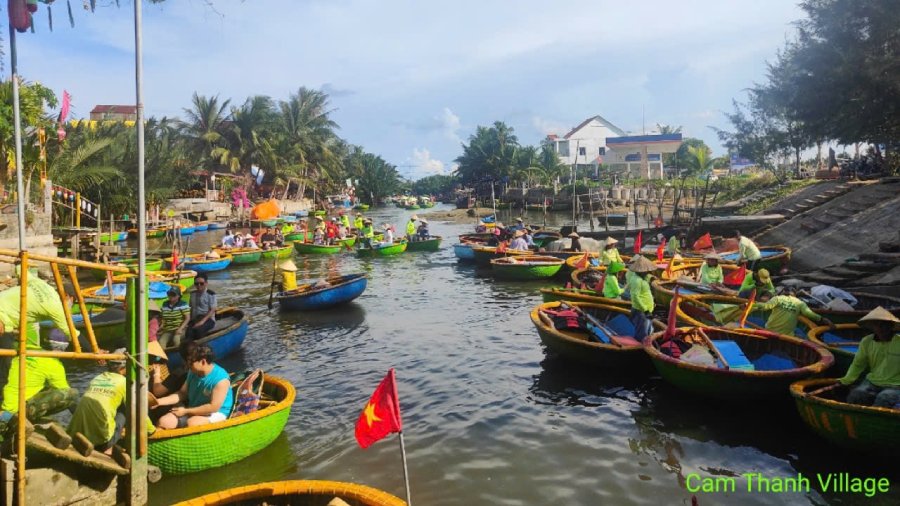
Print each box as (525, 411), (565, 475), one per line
(363, 401), (382, 428)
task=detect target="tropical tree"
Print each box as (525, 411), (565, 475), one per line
(274, 87), (340, 200)
(454, 121), (519, 185)
(179, 93), (231, 171)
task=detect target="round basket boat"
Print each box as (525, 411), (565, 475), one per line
(538, 287), (630, 307)
(643, 326), (834, 399)
(166, 254), (233, 273)
(676, 293), (819, 339)
(491, 255), (563, 280)
(716, 245), (792, 274)
(149, 375), (295, 475)
(800, 292), (900, 324)
(276, 273), (367, 311)
(213, 247), (262, 265)
(405, 236), (442, 252)
(261, 245), (293, 260)
(563, 252), (601, 270)
(357, 241), (407, 257)
(172, 480), (406, 506)
(294, 241), (343, 255)
(284, 231), (313, 242)
(112, 269), (197, 290)
(790, 378), (899, 457)
(807, 323), (868, 375)
(530, 301), (662, 370)
(471, 245), (530, 266)
(570, 266), (609, 287)
(453, 243), (476, 261)
(164, 308), (249, 369)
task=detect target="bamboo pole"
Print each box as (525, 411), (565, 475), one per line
(67, 265), (101, 353)
(0, 249), (130, 272)
(48, 263), (82, 353)
(16, 252), (29, 504)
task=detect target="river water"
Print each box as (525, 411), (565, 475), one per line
(84, 204), (896, 505)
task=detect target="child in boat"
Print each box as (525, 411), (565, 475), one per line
(154, 343), (233, 429)
(839, 307), (900, 408)
(417, 219), (430, 240)
(67, 349), (128, 455)
(159, 287), (190, 348)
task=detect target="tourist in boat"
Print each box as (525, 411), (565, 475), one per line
(260, 227), (278, 249)
(313, 224), (326, 245)
(417, 219), (430, 240)
(0, 271), (79, 437)
(159, 287), (190, 349)
(600, 237), (623, 265)
(233, 232), (245, 248)
(154, 343), (234, 429)
(279, 260), (298, 292)
(523, 228), (535, 248)
(326, 218), (339, 244)
(603, 262), (627, 299)
(220, 229), (235, 248)
(187, 273), (216, 340)
(510, 217), (525, 232)
(406, 215), (418, 242)
(734, 230), (763, 271)
(738, 268), (776, 301)
(354, 213), (365, 231)
(67, 348), (128, 454)
(148, 300), (161, 342)
(839, 307), (900, 408)
(509, 230), (529, 251)
(243, 233), (259, 249)
(627, 256), (657, 341)
(564, 232), (583, 252)
(378, 224), (393, 245)
(361, 219), (375, 248)
(698, 253), (725, 289)
(666, 230), (686, 256)
(274, 227), (285, 246)
(752, 285), (833, 336)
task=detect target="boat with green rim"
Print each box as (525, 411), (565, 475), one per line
(676, 293), (822, 339)
(166, 254), (233, 272)
(530, 301), (663, 370)
(40, 302), (126, 350)
(112, 270), (197, 290)
(471, 245), (531, 266)
(213, 247), (262, 265)
(89, 257), (165, 280)
(293, 241), (342, 255)
(284, 231), (313, 242)
(338, 235), (357, 248)
(250, 218), (280, 228)
(798, 292), (900, 324)
(313, 210), (326, 217)
(405, 236), (442, 252)
(357, 240), (407, 257)
(790, 378), (898, 456)
(261, 245), (293, 259)
(354, 203), (370, 211)
(149, 375), (295, 475)
(643, 326), (834, 399)
(716, 245), (792, 274)
(172, 480), (406, 506)
(491, 255), (563, 280)
(539, 287), (630, 307)
(806, 323), (866, 375)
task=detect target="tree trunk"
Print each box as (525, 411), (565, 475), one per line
(795, 146), (801, 179)
(816, 140), (823, 170)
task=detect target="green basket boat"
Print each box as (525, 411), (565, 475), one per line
(89, 257), (165, 280)
(313, 210), (326, 217)
(539, 287), (630, 307)
(172, 480), (406, 506)
(147, 228), (168, 238)
(405, 236), (442, 252)
(40, 302), (126, 350)
(354, 203), (370, 211)
(284, 231), (313, 242)
(531, 301), (663, 370)
(643, 326), (834, 399)
(357, 241), (407, 257)
(112, 270), (197, 291)
(250, 219), (280, 228)
(404, 204), (420, 210)
(294, 241), (342, 255)
(260, 245), (293, 259)
(149, 375), (295, 475)
(338, 235), (357, 248)
(790, 378), (899, 457)
(807, 323), (867, 376)
(214, 247), (263, 265)
(676, 293), (818, 339)
(490, 255), (563, 280)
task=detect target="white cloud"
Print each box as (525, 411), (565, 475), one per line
(531, 116), (567, 136)
(408, 148), (446, 180)
(440, 107), (461, 142)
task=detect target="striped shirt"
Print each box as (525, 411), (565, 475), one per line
(160, 300), (190, 332)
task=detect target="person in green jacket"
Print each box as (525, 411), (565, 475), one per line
(753, 286), (833, 336)
(738, 268), (776, 301)
(340, 213), (351, 230)
(734, 230), (762, 271)
(406, 215), (418, 242)
(360, 219), (375, 248)
(627, 256), (657, 340)
(666, 230), (686, 256)
(839, 307), (900, 408)
(353, 214), (364, 231)
(602, 262), (627, 299)
(698, 253), (724, 287)
(67, 349), (128, 454)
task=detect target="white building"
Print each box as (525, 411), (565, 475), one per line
(547, 115), (682, 180)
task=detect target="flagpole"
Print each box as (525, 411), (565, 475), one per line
(398, 431), (413, 506)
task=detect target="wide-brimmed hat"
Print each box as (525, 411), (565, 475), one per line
(316, 216), (324, 221)
(608, 262), (626, 274)
(382, 223), (392, 230)
(279, 260), (297, 272)
(108, 348), (128, 369)
(704, 253), (720, 261)
(515, 217), (524, 222)
(515, 230), (525, 237)
(419, 218), (429, 224)
(858, 306), (900, 331)
(629, 255), (657, 273)
(605, 237), (619, 246)
(148, 341), (168, 362)
(148, 300), (161, 313)
(411, 214), (418, 220)
(756, 268), (771, 283)
(567, 232), (579, 238)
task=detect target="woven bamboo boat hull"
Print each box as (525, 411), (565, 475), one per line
(293, 242), (342, 255)
(261, 246), (293, 259)
(806, 292), (900, 324)
(570, 266), (608, 287)
(453, 243), (476, 261)
(173, 480), (406, 506)
(538, 287), (630, 307)
(472, 246), (530, 266)
(676, 294), (818, 339)
(147, 228), (168, 238)
(354, 203), (370, 210)
(530, 301), (660, 370)
(40, 304), (126, 350)
(194, 223), (210, 231)
(339, 235), (357, 248)
(790, 378), (899, 456)
(167, 254), (233, 272)
(807, 324), (867, 376)
(149, 375), (294, 475)
(716, 245), (791, 273)
(405, 236), (442, 252)
(165, 308), (249, 369)
(111, 270), (197, 290)
(283, 232), (313, 242)
(180, 226), (196, 235)
(357, 241), (407, 257)
(644, 327), (834, 399)
(276, 274), (367, 311)
(213, 248), (262, 264)
(89, 257), (164, 280)
(492, 263), (561, 280)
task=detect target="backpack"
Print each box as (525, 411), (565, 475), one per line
(230, 369), (264, 418)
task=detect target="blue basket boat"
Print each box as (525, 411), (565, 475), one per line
(275, 274), (367, 311)
(167, 254), (232, 272)
(453, 243), (476, 261)
(165, 308), (249, 369)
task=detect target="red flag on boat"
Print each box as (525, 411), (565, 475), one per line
(656, 238), (666, 261)
(693, 232), (713, 251)
(654, 214), (664, 228)
(633, 231), (642, 254)
(739, 289), (757, 328)
(574, 252), (589, 270)
(355, 368), (403, 449)
(171, 245), (179, 270)
(597, 271), (607, 295)
(724, 265), (747, 286)
(664, 287), (680, 339)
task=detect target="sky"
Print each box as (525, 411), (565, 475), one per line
(7, 0), (805, 180)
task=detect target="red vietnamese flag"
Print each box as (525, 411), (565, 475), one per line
(355, 368), (403, 449)
(633, 230), (642, 254)
(656, 238), (666, 261)
(664, 286), (680, 339)
(739, 289), (757, 328)
(693, 232), (713, 251)
(724, 265), (747, 286)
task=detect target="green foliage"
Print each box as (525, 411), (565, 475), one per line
(412, 174), (456, 195)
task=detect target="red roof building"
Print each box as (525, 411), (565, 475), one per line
(89, 105), (137, 122)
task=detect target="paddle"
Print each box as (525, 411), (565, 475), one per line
(807, 381), (842, 397)
(266, 253), (279, 309)
(559, 302), (623, 347)
(695, 328), (730, 369)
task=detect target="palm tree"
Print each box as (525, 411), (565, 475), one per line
(656, 123), (683, 135)
(274, 87), (340, 200)
(180, 93), (231, 170)
(214, 95), (275, 174)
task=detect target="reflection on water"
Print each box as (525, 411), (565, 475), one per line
(54, 204), (898, 506)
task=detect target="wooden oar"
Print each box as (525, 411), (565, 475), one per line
(807, 382), (842, 397)
(560, 303), (623, 347)
(695, 328), (730, 369)
(266, 253), (279, 309)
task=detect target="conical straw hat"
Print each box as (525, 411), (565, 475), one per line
(629, 255), (657, 273)
(858, 306), (900, 330)
(148, 340), (168, 362)
(279, 260), (298, 272)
